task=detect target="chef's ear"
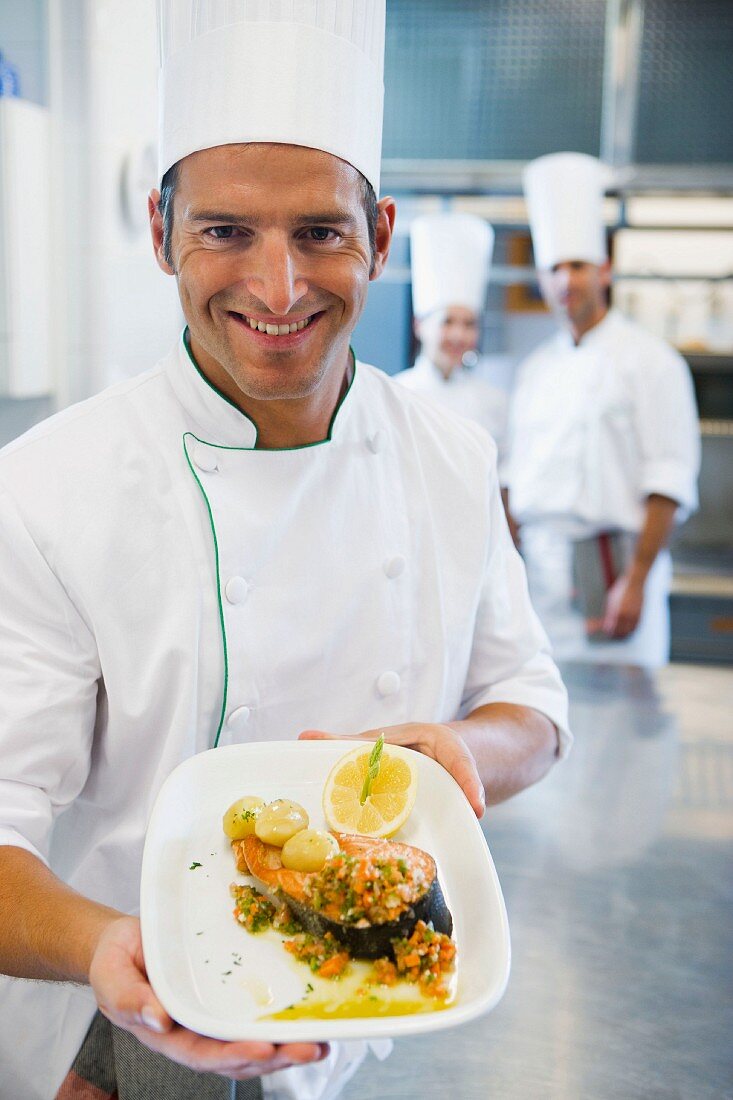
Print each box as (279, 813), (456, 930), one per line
(369, 197), (397, 282)
(149, 189), (175, 276)
(599, 259), (612, 290)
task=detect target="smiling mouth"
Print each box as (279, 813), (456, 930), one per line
(229, 311), (319, 336)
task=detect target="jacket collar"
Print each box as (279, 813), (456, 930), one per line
(557, 307), (619, 351)
(413, 353), (465, 386)
(165, 329), (359, 449)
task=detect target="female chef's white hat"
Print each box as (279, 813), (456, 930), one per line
(410, 213), (494, 319)
(523, 152), (609, 270)
(157, 0), (385, 193)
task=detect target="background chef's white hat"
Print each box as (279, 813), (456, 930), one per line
(523, 152), (610, 270)
(157, 0), (385, 193)
(410, 213), (494, 319)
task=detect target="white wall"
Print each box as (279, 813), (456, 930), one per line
(0, 0), (50, 444)
(80, 0), (182, 394)
(1, 0), (181, 436)
(47, 0), (181, 410)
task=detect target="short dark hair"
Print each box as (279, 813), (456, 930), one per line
(158, 157), (379, 271)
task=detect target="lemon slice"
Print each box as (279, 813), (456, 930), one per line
(323, 741), (418, 838)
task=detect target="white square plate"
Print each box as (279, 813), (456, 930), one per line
(140, 740), (510, 1042)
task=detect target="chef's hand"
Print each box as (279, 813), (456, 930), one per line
(500, 488), (521, 549)
(89, 916), (328, 1079)
(594, 573), (644, 639)
(299, 723), (485, 818)
(506, 512), (521, 550)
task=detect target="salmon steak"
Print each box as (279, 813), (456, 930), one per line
(235, 832), (453, 959)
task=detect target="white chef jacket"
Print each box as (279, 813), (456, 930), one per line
(0, 333), (569, 1100)
(504, 308), (700, 667)
(394, 354), (508, 464)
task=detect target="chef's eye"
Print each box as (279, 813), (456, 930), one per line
(306, 227), (337, 242)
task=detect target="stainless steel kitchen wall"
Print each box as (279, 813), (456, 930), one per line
(636, 0), (733, 164)
(382, 0), (606, 161)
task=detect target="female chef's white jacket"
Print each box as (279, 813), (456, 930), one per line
(0, 334), (569, 1100)
(394, 354), (508, 463)
(504, 309), (700, 668)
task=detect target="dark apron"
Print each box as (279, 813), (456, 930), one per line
(55, 1011), (263, 1100)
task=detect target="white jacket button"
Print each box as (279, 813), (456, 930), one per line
(225, 577), (250, 604)
(383, 555), (406, 579)
(367, 429), (386, 454)
(193, 444), (218, 473)
(226, 705), (251, 729)
(376, 671), (400, 697)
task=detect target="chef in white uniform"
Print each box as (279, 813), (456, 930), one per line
(395, 213), (508, 459)
(503, 152), (700, 667)
(0, 5), (570, 1099)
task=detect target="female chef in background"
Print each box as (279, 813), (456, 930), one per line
(395, 212), (508, 460)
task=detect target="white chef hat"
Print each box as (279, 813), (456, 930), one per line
(410, 213), (494, 319)
(523, 152), (609, 270)
(157, 0), (385, 193)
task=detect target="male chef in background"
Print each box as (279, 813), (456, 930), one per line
(0, 4), (569, 1099)
(503, 152), (700, 667)
(395, 212), (508, 461)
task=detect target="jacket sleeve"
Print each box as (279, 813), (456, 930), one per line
(459, 461), (572, 757)
(634, 343), (700, 519)
(0, 484), (101, 863)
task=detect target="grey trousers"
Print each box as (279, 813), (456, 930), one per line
(56, 1011), (263, 1100)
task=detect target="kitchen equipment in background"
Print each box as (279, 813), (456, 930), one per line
(119, 142), (157, 236)
(613, 278), (673, 341)
(672, 280), (714, 352)
(708, 282), (733, 353)
(614, 228), (733, 278)
(612, 227), (733, 354)
(0, 50), (20, 97)
(614, 276), (733, 355)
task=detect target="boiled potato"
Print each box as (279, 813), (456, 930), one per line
(281, 829), (340, 872)
(254, 799), (309, 846)
(222, 795), (266, 840)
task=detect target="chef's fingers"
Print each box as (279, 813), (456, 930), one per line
(300, 725), (484, 816)
(610, 616), (636, 639)
(420, 727), (485, 818)
(602, 604), (639, 638)
(361, 723), (485, 818)
(89, 916), (174, 1036)
(117, 1020), (319, 1076)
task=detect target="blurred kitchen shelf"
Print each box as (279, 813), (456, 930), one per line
(380, 161), (733, 197)
(670, 591), (733, 664)
(672, 574), (733, 598)
(683, 354), (733, 372)
(699, 419), (733, 438)
(613, 273), (733, 281)
(671, 547), (733, 664)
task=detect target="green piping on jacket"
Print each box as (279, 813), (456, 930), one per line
(181, 331), (360, 748)
(182, 327), (357, 451)
(182, 434), (229, 748)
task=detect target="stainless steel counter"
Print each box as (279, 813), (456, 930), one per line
(347, 662), (733, 1100)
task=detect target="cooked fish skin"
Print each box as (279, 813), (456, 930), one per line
(239, 832), (453, 959)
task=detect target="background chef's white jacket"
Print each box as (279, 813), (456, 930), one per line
(0, 334), (569, 1100)
(394, 354), (508, 466)
(503, 308), (700, 667)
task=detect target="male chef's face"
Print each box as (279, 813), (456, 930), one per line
(539, 260), (611, 334)
(416, 305), (480, 376)
(149, 143), (393, 405)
